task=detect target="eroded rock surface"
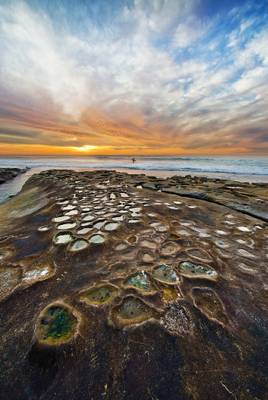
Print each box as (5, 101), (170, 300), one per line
(0, 167), (28, 185)
(141, 174), (268, 222)
(0, 169), (267, 400)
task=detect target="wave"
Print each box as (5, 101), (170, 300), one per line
(106, 165), (267, 175)
(1, 156), (268, 177)
(78, 164), (268, 175)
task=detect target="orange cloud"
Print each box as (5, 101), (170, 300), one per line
(0, 101), (267, 156)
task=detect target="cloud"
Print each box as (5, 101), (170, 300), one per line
(0, 0), (267, 155)
(172, 15), (209, 48)
(240, 17), (255, 33)
(234, 66), (268, 93)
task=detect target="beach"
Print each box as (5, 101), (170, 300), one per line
(0, 168), (267, 399)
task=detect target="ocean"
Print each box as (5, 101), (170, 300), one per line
(0, 156), (267, 202)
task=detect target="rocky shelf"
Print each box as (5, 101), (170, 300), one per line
(0, 170), (267, 400)
(0, 167), (28, 185)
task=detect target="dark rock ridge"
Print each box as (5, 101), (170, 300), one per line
(0, 170), (267, 400)
(140, 174), (268, 222)
(0, 167), (28, 185)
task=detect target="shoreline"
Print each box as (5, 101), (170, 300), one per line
(0, 167), (28, 185)
(114, 167), (268, 183)
(0, 166), (268, 205)
(2, 164), (268, 183)
(0, 155), (267, 184)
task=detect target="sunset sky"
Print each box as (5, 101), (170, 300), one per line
(0, 0), (268, 156)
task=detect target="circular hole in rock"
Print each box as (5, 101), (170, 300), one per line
(57, 222), (76, 230)
(104, 222), (119, 231)
(80, 283), (119, 306)
(52, 215), (70, 223)
(35, 303), (79, 346)
(178, 261), (218, 280)
(69, 239), (89, 252)
(89, 234), (105, 244)
(160, 242), (180, 256)
(110, 295), (156, 327)
(53, 232), (73, 245)
(152, 264), (179, 285)
(125, 271), (154, 293)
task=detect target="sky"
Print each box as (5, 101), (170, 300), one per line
(0, 0), (268, 156)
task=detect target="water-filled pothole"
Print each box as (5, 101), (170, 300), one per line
(57, 222), (77, 230)
(152, 264), (179, 285)
(89, 234), (105, 244)
(178, 261), (218, 280)
(160, 242), (180, 256)
(52, 215), (70, 223)
(191, 287), (228, 326)
(110, 295), (156, 328)
(124, 271), (155, 293)
(80, 283), (119, 306)
(35, 303), (79, 346)
(104, 222), (120, 231)
(69, 239), (89, 252)
(53, 232), (73, 245)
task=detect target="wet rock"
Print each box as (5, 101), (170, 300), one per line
(0, 265), (21, 301)
(0, 169), (267, 399)
(0, 168), (28, 185)
(161, 303), (194, 337)
(190, 287), (228, 327)
(160, 241), (181, 256)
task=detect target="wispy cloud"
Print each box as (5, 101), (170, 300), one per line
(0, 0), (267, 155)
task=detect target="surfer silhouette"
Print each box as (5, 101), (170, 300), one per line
(132, 157), (136, 163)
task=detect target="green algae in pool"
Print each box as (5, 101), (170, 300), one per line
(38, 305), (77, 345)
(178, 261), (218, 281)
(80, 284), (119, 306)
(125, 271), (154, 293)
(152, 264), (179, 285)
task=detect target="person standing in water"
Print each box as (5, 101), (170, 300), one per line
(132, 157), (136, 163)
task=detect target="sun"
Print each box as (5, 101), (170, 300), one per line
(72, 145), (99, 152)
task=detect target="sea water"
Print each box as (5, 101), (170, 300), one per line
(0, 156), (267, 203)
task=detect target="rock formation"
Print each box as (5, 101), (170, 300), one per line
(0, 170), (267, 399)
